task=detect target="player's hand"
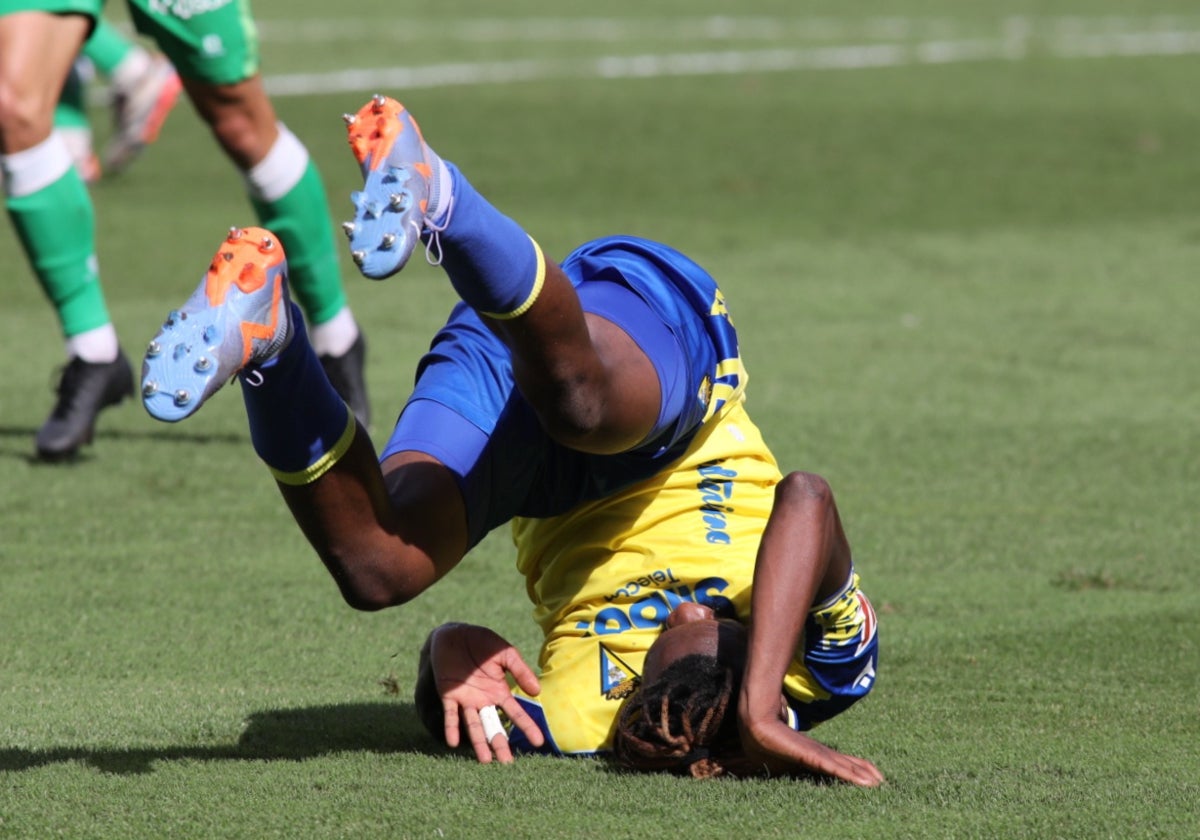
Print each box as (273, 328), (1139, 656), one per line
(428, 623), (544, 764)
(737, 712), (885, 787)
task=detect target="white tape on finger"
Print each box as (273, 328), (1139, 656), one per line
(479, 705), (505, 743)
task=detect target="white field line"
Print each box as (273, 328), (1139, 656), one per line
(261, 23), (1200, 97)
(252, 15), (1200, 45)
(100, 15), (1200, 97)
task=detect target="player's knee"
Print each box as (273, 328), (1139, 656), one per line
(776, 470), (834, 507)
(539, 389), (605, 444)
(535, 382), (655, 456)
(0, 83), (52, 145)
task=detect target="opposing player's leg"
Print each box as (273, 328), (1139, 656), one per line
(344, 95), (661, 454)
(1, 9), (134, 460)
(127, 0), (372, 426)
(141, 226), (468, 608)
(183, 76), (370, 427)
(83, 17), (183, 174)
(54, 61), (101, 182)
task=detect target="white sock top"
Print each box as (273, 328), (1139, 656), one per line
(66, 323), (120, 364)
(1, 132), (73, 197)
(309, 306), (360, 358)
(244, 123), (309, 202)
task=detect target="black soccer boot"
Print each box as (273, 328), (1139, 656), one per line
(36, 351), (135, 460)
(319, 332), (370, 430)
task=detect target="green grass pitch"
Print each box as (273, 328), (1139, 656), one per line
(1, 1), (1197, 837)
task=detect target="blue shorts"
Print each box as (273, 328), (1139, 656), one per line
(381, 235), (744, 548)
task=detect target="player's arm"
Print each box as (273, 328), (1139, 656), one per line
(737, 471), (885, 787)
(413, 623), (545, 764)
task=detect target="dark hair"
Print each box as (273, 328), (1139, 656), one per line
(612, 653), (740, 779)
(413, 630), (444, 740)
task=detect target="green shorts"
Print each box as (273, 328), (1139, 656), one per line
(0, 0), (259, 84)
(0, 0), (100, 17)
(126, 0), (260, 85)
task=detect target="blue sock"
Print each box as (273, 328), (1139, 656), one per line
(238, 305), (355, 484)
(430, 162), (545, 319)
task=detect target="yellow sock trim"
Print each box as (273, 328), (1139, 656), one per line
(481, 236), (545, 320)
(268, 406), (357, 486)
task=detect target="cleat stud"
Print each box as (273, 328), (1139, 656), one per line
(146, 340), (161, 358)
(228, 227), (243, 241)
(174, 390), (191, 407)
(351, 250), (366, 266)
(259, 236), (274, 252)
(371, 93), (387, 111)
(222, 251), (234, 262)
(173, 343), (189, 361)
(202, 325), (218, 343)
(342, 113), (357, 126)
(165, 309), (181, 327)
(389, 193), (408, 210)
(194, 357), (212, 373)
(142, 381), (158, 397)
(342, 221), (356, 238)
(380, 233), (397, 250)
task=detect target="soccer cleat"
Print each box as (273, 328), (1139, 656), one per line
(103, 55), (183, 174)
(344, 94), (442, 279)
(319, 333), (370, 429)
(36, 351), (134, 460)
(142, 226), (293, 423)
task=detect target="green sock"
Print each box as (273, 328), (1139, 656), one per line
(82, 18), (135, 75)
(7, 168), (110, 337)
(250, 159), (346, 326)
(55, 64), (89, 130)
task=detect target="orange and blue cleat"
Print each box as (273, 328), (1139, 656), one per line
(142, 226), (293, 422)
(343, 94), (447, 279)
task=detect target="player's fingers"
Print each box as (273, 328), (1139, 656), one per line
(490, 736), (515, 765)
(442, 699), (462, 748)
(501, 649), (542, 696)
(827, 753), (882, 788)
(499, 697), (545, 748)
(480, 705), (514, 764)
(848, 756), (885, 787)
(462, 706), (495, 764)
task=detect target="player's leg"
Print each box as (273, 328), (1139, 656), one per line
(54, 60), (101, 182)
(141, 226), (468, 608)
(345, 96), (661, 454)
(0, 9), (134, 459)
(83, 16), (182, 173)
(126, 0), (371, 426)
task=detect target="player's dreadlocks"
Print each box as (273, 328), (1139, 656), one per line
(612, 653), (741, 779)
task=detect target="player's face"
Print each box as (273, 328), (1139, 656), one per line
(642, 602), (748, 683)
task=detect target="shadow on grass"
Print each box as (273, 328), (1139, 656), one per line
(0, 424), (246, 465)
(0, 702), (444, 775)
